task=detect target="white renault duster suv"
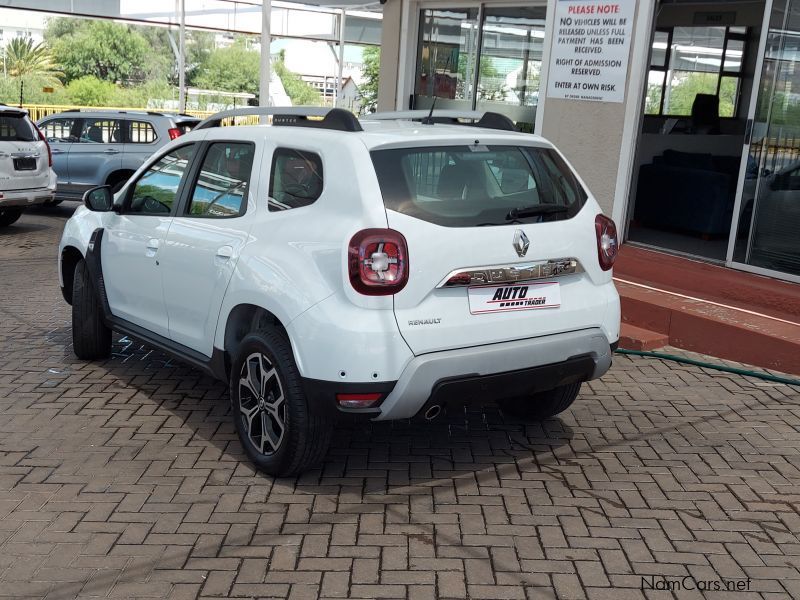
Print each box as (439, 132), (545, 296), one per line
(0, 105), (57, 226)
(59, 107), (620, 476)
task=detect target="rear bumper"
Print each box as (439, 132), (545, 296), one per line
(0, 186), (56, 208)
(374, 328), (614, 420)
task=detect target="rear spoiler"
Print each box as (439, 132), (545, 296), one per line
(0, 107), (29, 118)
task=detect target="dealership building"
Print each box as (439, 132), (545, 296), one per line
(376, 0), (799, 285)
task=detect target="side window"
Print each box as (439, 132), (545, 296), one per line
(128, 121), (157, 144)
(128, 144), (195, 215)
(41, 118), (77, 142)
(77, 119), (121, 144)
(187, 142), (255, 218)
(268, 148), (324, 211)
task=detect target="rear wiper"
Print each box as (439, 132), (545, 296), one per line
(476, 219), (523, 226)
(506, 204), (570, 220)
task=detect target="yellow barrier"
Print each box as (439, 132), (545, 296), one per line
(21, 104), (216, 122)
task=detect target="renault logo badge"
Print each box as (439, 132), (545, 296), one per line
(513, 230), (530, 257)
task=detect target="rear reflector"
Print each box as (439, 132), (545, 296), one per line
(336, 393), (382, 408)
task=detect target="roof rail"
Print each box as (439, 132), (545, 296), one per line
(364, 110), (518, 132)
(195, 107), (363, 132)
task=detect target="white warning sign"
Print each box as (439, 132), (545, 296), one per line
(546, 0), (635, 103)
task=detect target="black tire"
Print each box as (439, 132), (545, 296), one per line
(230, 327), (333, 477)
(498, 382), (582, 420)
(0, 208), (22, 227)
(71, 259), (112, 359)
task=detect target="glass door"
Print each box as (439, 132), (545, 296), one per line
(728, 0), (800, 282)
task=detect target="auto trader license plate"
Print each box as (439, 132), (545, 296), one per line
(468, 282), (561, 315)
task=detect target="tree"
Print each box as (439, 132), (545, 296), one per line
(4, 37), (60, 81)
(66, 75), (117, 106)
(360, 46), (380, 113)
(663, 72), (736, 117)
(3, 37), (61, 104)
(186, 30), (217, 87)
(48, 19), (150, 84)
(274, 50), (320, 106)
(195, 40), (260, 94)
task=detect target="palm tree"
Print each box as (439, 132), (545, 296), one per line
(6, 37), (59, 79)
(4, 37), (61, 105)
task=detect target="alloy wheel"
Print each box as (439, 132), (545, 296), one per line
(238, 352), (286, 455)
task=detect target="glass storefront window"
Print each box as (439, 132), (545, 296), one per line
(475, 7), (546, 132)
(733, 0), (800, 277)
(645, 71), (666, 115)
(415, 9), (480, 110)
(646, 26), (747, 117)
(725, 39), (745, 72)
(651, 30), (669, 68)
(414, 5), (547, 130)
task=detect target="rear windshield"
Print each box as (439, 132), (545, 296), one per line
(0, 114), (37, 142)
(371, 145), (587, 227)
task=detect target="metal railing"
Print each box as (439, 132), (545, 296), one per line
(18, 104), (217, 122)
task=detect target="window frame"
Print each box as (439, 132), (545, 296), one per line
(268, 147), (325, 212)
(124, 119), (160, 145)
(121, 142), (198, 216)
(39, 117), (81, 143)
(75, 117), (124, 145)
(646, 25), (748, 118)
(180, 140), (257, 219)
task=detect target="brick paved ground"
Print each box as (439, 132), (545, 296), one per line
(1, 207), (800, 600)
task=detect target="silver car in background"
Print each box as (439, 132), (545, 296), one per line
(37, 110), (199, 201)
(0, 104), (57, 226)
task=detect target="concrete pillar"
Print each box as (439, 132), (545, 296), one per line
(260, 0), (272, 121)
(336, 10), (346, 107)
(178, 0), (186, 112)
(377, 0), (403, 111)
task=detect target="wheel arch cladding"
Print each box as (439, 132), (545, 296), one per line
(60, 246), (84, 305)
(223, 304), (290, 377)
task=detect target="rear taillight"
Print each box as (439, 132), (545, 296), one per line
(348, 228), (409, 296)
(168, 128), (181, 140)
(35, 125), (52, 167)
(595, 214), (618, 271)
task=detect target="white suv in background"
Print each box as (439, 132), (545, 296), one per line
(58, 107), (620, 476)
(0, 105), (57, 227)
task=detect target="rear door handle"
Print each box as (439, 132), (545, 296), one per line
(51, 148), (65, 154)
(103, 148), (121, 155)
(146, 238), (160, 252)
(216, 245), (234, 259)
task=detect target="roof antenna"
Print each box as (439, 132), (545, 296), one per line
(422, 52), (451, 125)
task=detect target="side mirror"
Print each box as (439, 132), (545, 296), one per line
(83, 186), (114, 212)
